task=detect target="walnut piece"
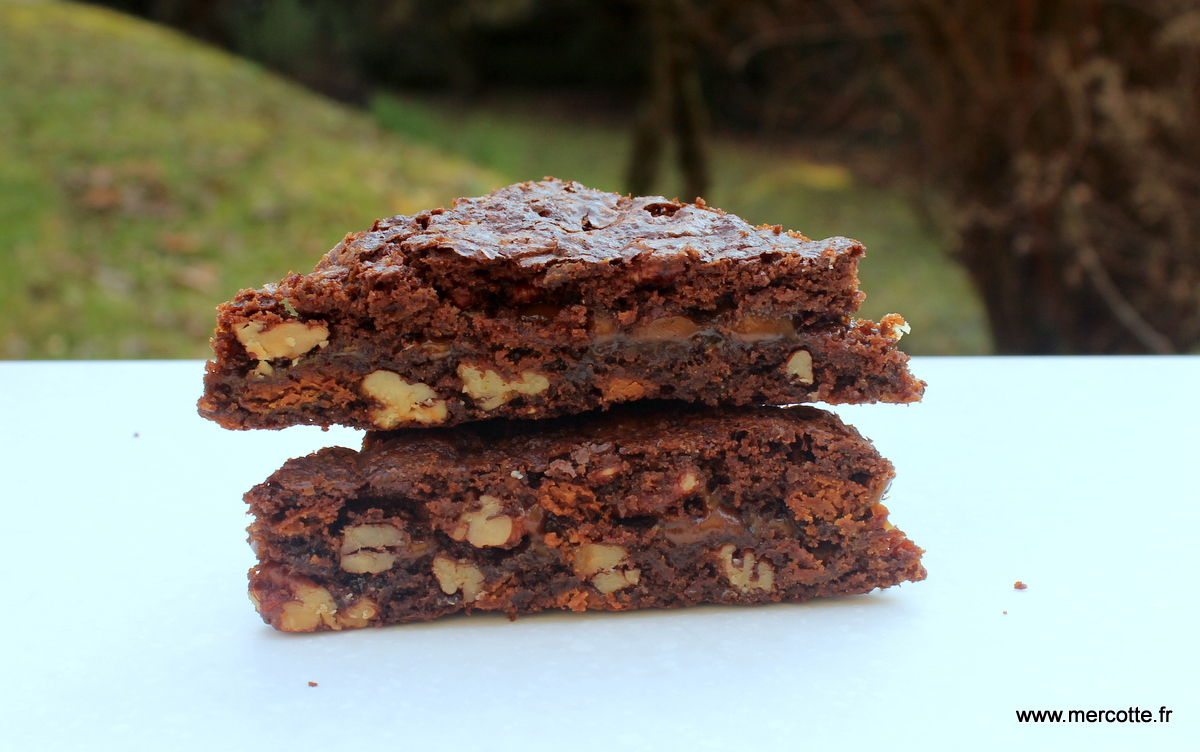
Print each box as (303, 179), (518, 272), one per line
(235, 320), (329, 361)
(342, 524), (407, 552)
(457, 364), (550, 411)
(275, 582), (378, 631)
(339, 551), (394, 575)
(592, 569), (641, 594)
(784, 350), (814, 385)
(339, 523), (408, 574)
(336, 597), (379, 629)
(880, 313), (911, 342)
(731, 315), (796, 344)
(600, 377), (648, 402)
(362, 370), (448, 428)
(574, 544), (627, 576)
(717, 544), (775, 593)
(628, 315), (701, 344)
(278, 582), (339, 632)
(678, 471), (700, 494)
(574, 543), (641, 594)
(449, 495), (514, 547)
(432, 556), (486, 603)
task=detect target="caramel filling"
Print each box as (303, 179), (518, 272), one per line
(589, 312), (803, 350)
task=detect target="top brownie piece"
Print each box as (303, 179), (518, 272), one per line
(199, 179), (922, 431)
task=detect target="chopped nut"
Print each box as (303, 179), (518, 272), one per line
(679, 471), (700, 494)
(600, 376), (648, 402)
(260, 573), (378, 631)
(338, 523), (409, 574)
(362, 370), (448, 428)
(731, 315), (796, 343)
(784, 350), (814, 385)
(574, 544), (627, 576)
(574, 543), (641, 594)
(336, 597), (378, 629)
(592, 569), (641, 594)
(341, 524), (407, 553)
(449, 495), (514, 547)
(252, 361), (275, 377)
(235, 320), (329, 361)
(880, 313), (911, 342)
(628, 315), (701, 344)
(458, 364), (550, 411)
(339, 551), (396, 574)
(432, 556), (486, 602)
(278, 582), (339, 632)
(717, 544), (775, 593)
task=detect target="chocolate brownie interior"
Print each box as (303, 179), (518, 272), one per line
(246, 403), (925, 631)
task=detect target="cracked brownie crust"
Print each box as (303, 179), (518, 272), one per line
(246, 403), (925, 631)
(200, 179), (924, 431)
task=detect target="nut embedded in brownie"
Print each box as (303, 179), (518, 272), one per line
(199, 178), (924, 432)
(245, 403), (925, 631)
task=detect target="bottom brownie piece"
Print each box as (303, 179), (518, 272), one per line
(246, 404), (925, 631)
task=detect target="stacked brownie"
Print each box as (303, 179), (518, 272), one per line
(200, 178), (926, 631)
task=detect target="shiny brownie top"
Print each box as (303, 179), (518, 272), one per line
(319, 178), (864, 269)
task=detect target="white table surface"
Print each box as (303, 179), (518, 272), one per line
(1, 357), (1196, 751)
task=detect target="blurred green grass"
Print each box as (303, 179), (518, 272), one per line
(0, 0), (495, 359)
(2, 0), (989, 359)
(372, 95), (991, 355)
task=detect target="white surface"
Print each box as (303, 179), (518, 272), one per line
(0, 357), (1196, 751)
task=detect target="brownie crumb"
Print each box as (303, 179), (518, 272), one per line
(307, 681), (318, 687)
(1014, 581), (1027, 590)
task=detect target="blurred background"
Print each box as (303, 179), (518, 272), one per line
(3, 0), (1199, 359)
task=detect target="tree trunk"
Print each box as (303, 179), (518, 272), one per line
(627, 0), (711, 200)
(959, 222), (1171, 354)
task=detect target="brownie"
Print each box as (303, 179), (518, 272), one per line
(199, 179), (923, 431)
(245, 403), (925, 631)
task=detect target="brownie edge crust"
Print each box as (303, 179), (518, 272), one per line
(246, 404), (925, 632)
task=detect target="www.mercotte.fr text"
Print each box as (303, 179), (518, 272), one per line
(1016, 707), (1173, 723)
